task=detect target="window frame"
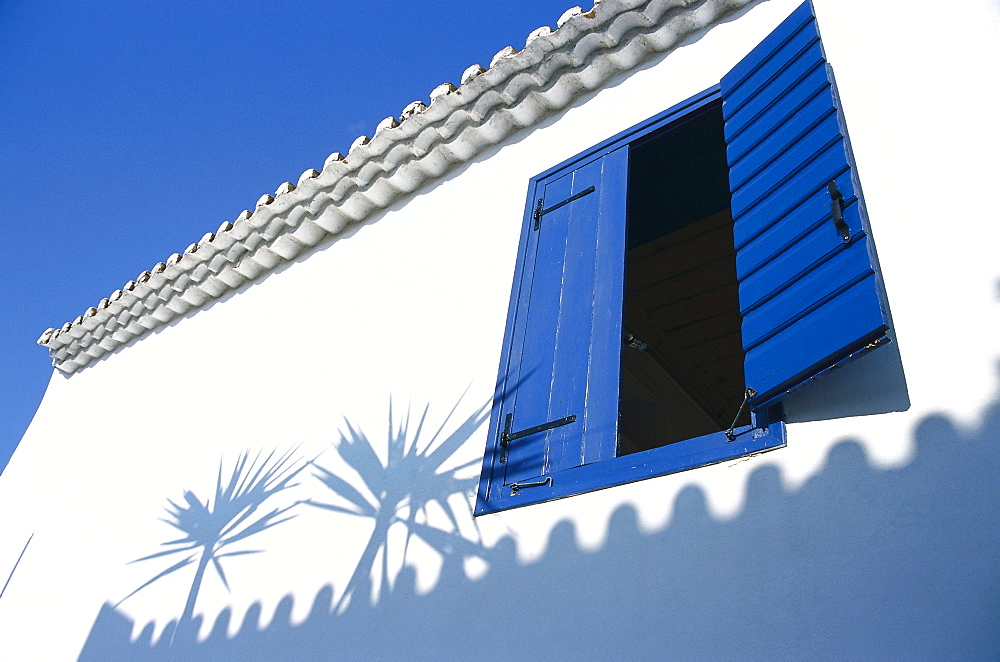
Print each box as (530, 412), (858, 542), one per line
(474, 87), (787, 515)
(474, 0), (894, 515)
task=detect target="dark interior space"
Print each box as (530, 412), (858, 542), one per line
(618, 102), (749, 455)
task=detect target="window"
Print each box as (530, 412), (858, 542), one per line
(475, 0), (893, 514)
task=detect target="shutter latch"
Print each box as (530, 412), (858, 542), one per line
(510, 476), (553, 495)
(725, 388), (757, 441)
(499, 412), (578, 462)
(828, 180), (851, 244)
(533, 185), (596, 230)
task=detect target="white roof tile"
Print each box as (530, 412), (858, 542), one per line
(39, 0), (755, 374)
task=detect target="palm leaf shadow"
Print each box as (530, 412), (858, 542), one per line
(305, 394), (490, 611)
(117, 446), (310, 638)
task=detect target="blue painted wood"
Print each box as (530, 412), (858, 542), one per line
(735, 183), (858, 278)
(728, 76), (837, 193)
(725, 59), (828, 169)
(530, 87), (721, 184)
(475, 419), (786, 514)
(738, 200), (863, 309)
(545, 159), (604, 475)
(499, 149), (628, 489)
(730, 113), (843, 221)
(502, 170), (573, 486)
(726, 36), (824, 153)
(743, 277), (886, 401)
(731, 140), (852, 250)
(741, 238), (875, 350)
(582, 148), (628, 466)
(476, 174), (551, 506)
(476, 0), (893, 514)
(722, 0), (890, 406)
(723, 1), (816, 115)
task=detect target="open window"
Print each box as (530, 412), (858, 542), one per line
(475, 0), (895, 514)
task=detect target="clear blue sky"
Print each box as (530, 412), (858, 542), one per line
(0, 0), (581, 471)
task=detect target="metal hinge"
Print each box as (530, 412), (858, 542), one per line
(499, 412), (577, 463)
(533, 186), (596, 230)
(624, 331), (647, 351)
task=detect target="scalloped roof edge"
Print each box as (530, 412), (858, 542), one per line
(38, 0), (756, 374)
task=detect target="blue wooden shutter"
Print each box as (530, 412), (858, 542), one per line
(722, 0), (890, 407)
(499, 148), (627, 489)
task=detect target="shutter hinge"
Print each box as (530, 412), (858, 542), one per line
(624, 331), (648, 351)
(499, 412), (578, 463)
(532, 185), (596, 230)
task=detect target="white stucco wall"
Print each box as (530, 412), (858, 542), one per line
(1, 0), (998, 658)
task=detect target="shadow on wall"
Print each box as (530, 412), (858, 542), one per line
(304, 397), (491, 612)
(114, 448), (310, 644)
(81, 380), (1000, 660)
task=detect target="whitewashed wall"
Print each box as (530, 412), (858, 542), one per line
(1, 0), (998, 658)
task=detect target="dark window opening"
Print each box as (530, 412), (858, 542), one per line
(619, 102), (749, 455)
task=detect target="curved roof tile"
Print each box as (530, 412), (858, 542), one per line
(38, 0), (754, 373)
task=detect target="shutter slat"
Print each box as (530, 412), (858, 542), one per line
(735, 184), (858, 279)
(741, 237), (875, 349)
(738, 200), (863, 307)
(726, 59), (828, 167)
(723, 7), (819, 133)
(730, 113), (843, 220)
(733, 136), (850, 247)
(728, 75), (836, 192)
(743, 276), (886, 400)
(723, 0), (890, 406)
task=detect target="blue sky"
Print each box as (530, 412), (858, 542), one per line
(0, 0), (581, 471)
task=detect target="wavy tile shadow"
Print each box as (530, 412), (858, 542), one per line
(82, 389), (1000, 660)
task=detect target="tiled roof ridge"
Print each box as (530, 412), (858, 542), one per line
(39, 0), (754, 374)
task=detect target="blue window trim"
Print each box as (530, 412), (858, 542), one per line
(532, 85), (723, 183)
(476, 418), (785, 513)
